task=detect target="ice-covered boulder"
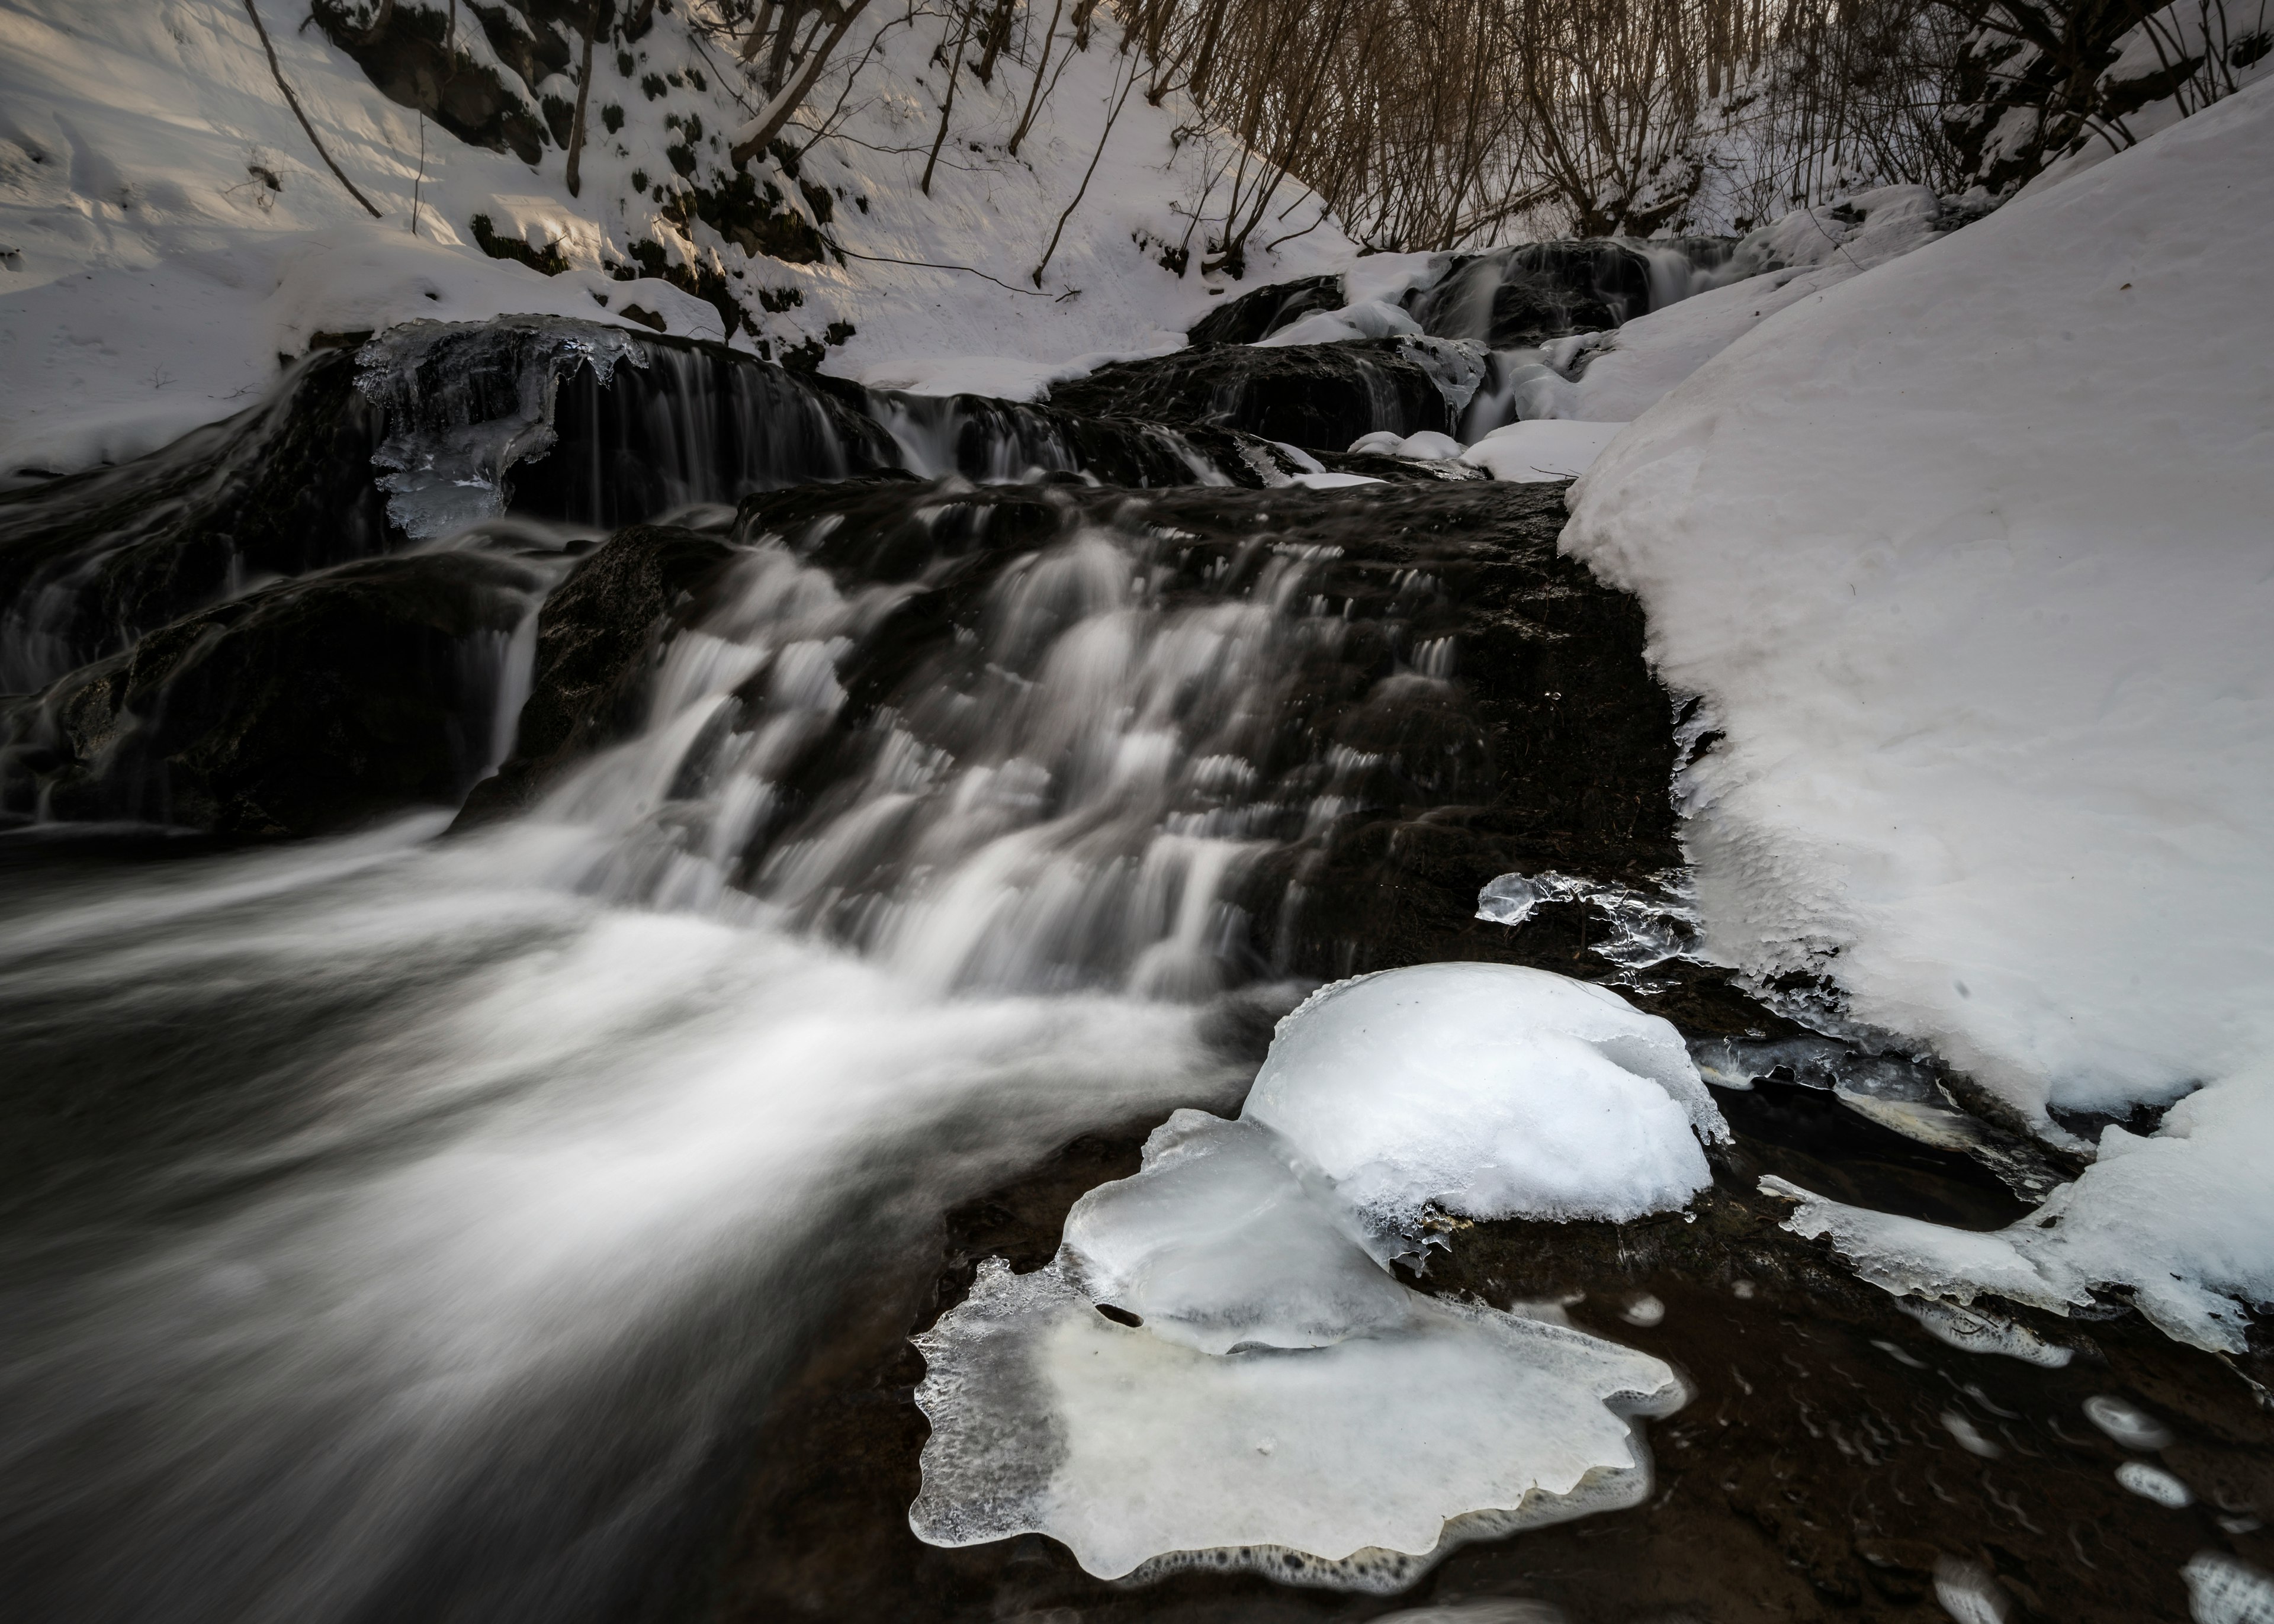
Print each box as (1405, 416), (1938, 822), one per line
(1243, 963), (1728, 1226)
(911, 963), (1716, 1586)
(1061, 1110), (1414, 1353)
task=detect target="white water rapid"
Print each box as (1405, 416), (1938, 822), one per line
(0, 487), (1438, 1623)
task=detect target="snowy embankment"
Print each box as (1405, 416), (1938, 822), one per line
(1566, 79), (2274, 1350)
(0, 0), (1348, 481)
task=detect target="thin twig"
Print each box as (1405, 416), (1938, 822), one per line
(241, 0), (382, 217)
(825, 237), (1052, 293)
(1032, 45), (1140, 285)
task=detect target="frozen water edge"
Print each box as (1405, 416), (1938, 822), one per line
(910, 1256), (1684, 1591)
(910, 964), (1723, 1586)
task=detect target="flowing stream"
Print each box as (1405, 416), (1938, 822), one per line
(0, 462), (1429, 1622)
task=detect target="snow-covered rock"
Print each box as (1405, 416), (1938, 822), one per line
(1458, 419), (1626, 483)
(1566, 80), (2274, 1350)
(911, 963), (1710, 1586)
(1244, 963), (1727, 1226)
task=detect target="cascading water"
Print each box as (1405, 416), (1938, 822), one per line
(0, 320), (1286, 697)
(0, 467), (1473, 1623)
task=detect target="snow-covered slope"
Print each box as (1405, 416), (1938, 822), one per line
(1565, 80), (2274, 1348)
(0, 0), (1351, 480)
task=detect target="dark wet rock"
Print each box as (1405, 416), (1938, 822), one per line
(3, 550), (544, 838)
(1186, 275), (1345, 346)
(1, 317), (1306, 720)
(1306, 449), (1486, 484)
(0, 349), (391, 692)
(1411, 240), (1658, 346)
(709, 1075), (2274, 1624)
(456, 523), (742, 824)
(1048, 339), (1454, 451)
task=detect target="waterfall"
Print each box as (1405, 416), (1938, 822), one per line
(0, 320), (1279, 696)
(0, 443), (1479, 1621)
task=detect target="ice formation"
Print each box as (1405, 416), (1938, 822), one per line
(911, 964), (1720, 1584)
(2083, 1394), (2173, 1452)
(910, 1256), (1682, 1588)
(2182, 1552), (2274, 1624)
(1900, 1299), (2073, 1368)
(1473, 869), (1703, 987)
(1242, 963), (1728, 1227)
(1059, 1110), (1414, 1353)
(1569, 79), (2274, 1351)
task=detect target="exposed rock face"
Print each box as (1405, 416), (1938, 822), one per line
(1048, 339), (1454, 450)
(311, 0), (557, 164)
(1185, 274), (1345, 346)
(1409, 240), (1661, 346)
(0, 349), (391, 692)
(455, 523), (743, 823)
(3, 551), (544, 838)
(0, 319), (1295, 716)
(458, 475), (1736, 1017)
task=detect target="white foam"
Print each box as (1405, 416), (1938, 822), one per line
(2116, 1461), (2193, 1508)
(2182, 1552), (2274, 1624)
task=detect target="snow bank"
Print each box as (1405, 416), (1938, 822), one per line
(1459, 419), (1626, 483)
(1552, 186), (1950, 423)
(910, 964), (1717, 1583)
(1566, 82), (2274, 1349)
(0, 0), (1352, 477)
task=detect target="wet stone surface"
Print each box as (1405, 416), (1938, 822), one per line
(701, 1090), (2274, 1624)
(1048, 339), (1456, 452)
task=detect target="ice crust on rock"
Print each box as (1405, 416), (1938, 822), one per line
(1246, 963), (1727, 1226)
(912, 964), (1716, 1586)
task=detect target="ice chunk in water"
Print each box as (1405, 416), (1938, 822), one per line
(2083, 1393), (2174, 1451)
(1475, 873), (1543, 925)
(912, 963), (1708, 1586)
(910, 1257), (1683, 1587)
(2183, 1552), (2274, 1624)
(1061, 1111), (1414, 1353)
(1244, 964), (1728, 1226)
(2116, 1461), (2193, 1507)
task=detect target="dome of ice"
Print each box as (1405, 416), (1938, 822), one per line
(1243, 963), (1728, 1226)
